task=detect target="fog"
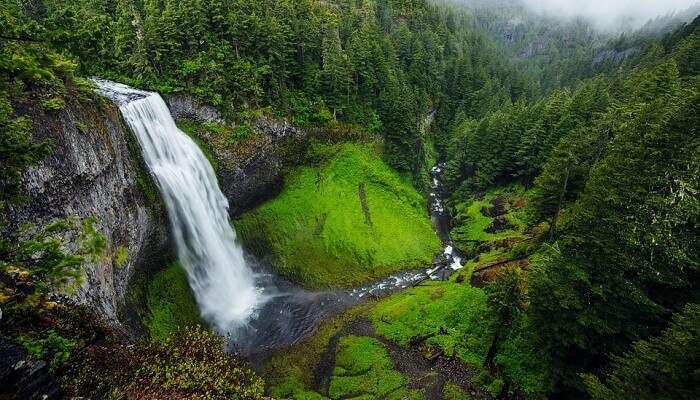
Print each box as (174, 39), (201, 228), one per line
(520, 0), (700, 30)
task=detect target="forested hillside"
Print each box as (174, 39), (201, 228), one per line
(440, 11), (700, 397)
(1, 0), (698, 399)
(10, 0), (535, 186)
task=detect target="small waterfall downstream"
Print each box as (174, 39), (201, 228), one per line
(94, 80), (263, 332)
(429, 163), (464, 274)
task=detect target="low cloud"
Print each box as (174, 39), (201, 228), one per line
(520, 0), (700, 29)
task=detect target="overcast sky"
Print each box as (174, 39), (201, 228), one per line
(520, 0), (700, 29)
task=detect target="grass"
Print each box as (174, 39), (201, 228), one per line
(144, 263), (203, 340)
(235, 143), (441, 288)
(370, 274), (551, 398)
(328, 336), (422, 400)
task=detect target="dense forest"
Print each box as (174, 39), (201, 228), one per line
(1, 0), (698, 399)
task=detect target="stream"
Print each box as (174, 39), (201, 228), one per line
(95, 79), (463, 359)
(231, 164), (466, 358)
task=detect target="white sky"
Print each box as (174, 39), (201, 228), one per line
(521, 0), (700, 29)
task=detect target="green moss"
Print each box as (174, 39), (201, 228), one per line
(265, 304), (372, 396)
(40, 97), (65, 111)
(443, 382), (472, 400)
(450, 184), (528, 256)
(235, 143), (441, 288)
(18, 330), (78, 372)
(144, 263), (203, 340)
(370, 277), (551, 397)
(370, 279), (491, 365)
(176, 120), (221, 171)
(113, 246), (128, 267)
(328, 336), (421, 400)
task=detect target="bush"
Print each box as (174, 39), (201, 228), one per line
(70, 327), (268, 400)
(40, 97), (65, 111)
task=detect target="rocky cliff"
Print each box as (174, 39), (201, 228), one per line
(164, 95), (315, 217)
(3, 93), (173, 326)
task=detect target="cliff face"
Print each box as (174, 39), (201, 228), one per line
(164, 96), (312, 217)
(4, 94), (173, 325)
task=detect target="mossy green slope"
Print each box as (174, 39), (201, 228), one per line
(145, 263), (203, 340)
(370, 276), (551, 398)
(235, 143), (441, 288)
(329, 336), (422, 400)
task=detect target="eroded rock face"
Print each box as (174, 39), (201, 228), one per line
(167, 95), (223, 123)
(3, 95), (172, 325)
(219, 118), (309, 216)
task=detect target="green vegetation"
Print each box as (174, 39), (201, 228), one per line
(18, 330), (79, 372)
(19, 0), (534, 185)
(370, 276), (550, 397)
(70, 327), (267, 400)
(443, 382), (471, 400)
(265, 305), (372, 400)
(265, 272), (549, 398)
(3, 0), (699, 399)
(441, 14), (700, 398)
(583, 303), (700, 400)
(145, 263), (203, 340)
(236, 143), (441, 288)
(450, 185), (528, 257)
(329, 336), (422, 400)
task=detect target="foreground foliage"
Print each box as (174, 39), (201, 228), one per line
(70, 327), (267, 400)
(583, 303), (700, 400)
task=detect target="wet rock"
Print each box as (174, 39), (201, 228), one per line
(3, 95), (173, 326)
(217, 118), (308, 216)
(0, 337), (61, 400)
(166, 95), (223, 123)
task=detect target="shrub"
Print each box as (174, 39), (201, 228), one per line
(41, 97), (65, 111)
(70, 327), (268, 400)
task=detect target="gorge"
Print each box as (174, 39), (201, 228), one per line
(1, 1), (698, 399)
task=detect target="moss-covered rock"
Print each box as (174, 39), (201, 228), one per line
(144, 263), (203, 340)
(235, 143), (441, 288)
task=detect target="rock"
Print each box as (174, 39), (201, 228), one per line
(0, 337), (61, 400)
(217, 118), (308, 216)
(592, 47), (639, 66)
(166, 95), (223, 123)
(3, 94), (173, 326)
(480, 195), (507, 217)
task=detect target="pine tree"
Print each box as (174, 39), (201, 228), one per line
(584, 304), (700, 400)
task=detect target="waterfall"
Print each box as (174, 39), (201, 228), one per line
(94, 80), (262, 332)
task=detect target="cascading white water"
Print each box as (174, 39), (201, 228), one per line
(94, 80), (262, 332)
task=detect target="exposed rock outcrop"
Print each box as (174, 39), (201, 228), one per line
(3, 93), (173, 326)
(218, 118), (310, 216)
(167, 95), (223, 123)
(592, 47), (639, 66)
